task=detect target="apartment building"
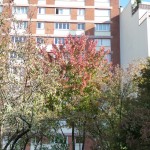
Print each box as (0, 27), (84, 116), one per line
(0, 0), (120, 149)
(120, 0), (150, 67)
(0, 0), (120, 65)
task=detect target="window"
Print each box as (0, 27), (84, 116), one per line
(78, 9), (85, 16)
(76, 137), (83, 143)
(15, 21), (28, 29)
(97, 39), (111, 47)
(56, 8), (63, 14)
(77, 23), (85, 30)
(56, 8), (70, 15)
(95, 24), (110, 31)
(11, 36), (26, 43)
(37, 22), (44, 29)
(38, 7), (45, 14)
(19, 21), (28, 29)
(95, 9), (110, 17)
(54, 38), (64, 44)
(13, 7), (28, 14)
(9, 51), (24, 59)
(55, 23), (69, 30)
(10, 51), (17, 58)
(37, 38), (44, 44)
(10, 67), (18, 74)
(0, 6), (2, 13)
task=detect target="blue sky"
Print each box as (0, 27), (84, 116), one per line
(120, 0), (130, 7)
(120, 0), (150, 7)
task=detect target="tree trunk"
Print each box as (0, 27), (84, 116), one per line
(82, 121), (86, 150)
(0, 125), (2, 150)
(10, 129), (30, 150)
(23, 136), (30, 150)
(3, 131), (19, 150)
(72, 122), (75, 150)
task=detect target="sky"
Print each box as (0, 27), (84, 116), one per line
(120, 0), (130, 7)
(120, 0), (150, 7)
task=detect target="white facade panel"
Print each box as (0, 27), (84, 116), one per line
(75, 30), (85, 35)
(38, 0), (46, 5)
(37, 15), (71, 21)
(120, 2), (150, 68)
(54, 30), (84, 36)
(36, 29), (45, 35)
(95, 1), (110, 7)
(77, 16), (84, 20)
(14, 0), (28, 4)
(54, 30), (70, 36)
(53, 15), (71, 21)
(69, 30), (85, 35)
(95, 16), (110, 22)
(55, 0), (85, 7)
(147, 18), (150, 56)
(13, 14), (28, 19)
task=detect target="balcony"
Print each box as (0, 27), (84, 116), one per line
(77, 15), (84, 20)
(55, 0), (85, 7)
(139, 11), (150, 25)
(37, 14), (71, 21)
(13, 0), (28, 5)
(95, 16), (110, 22)
(94, 0), (110, 8)
(54, 30), (85, 37)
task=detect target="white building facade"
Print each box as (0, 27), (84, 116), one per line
(120, 0), (150, 67)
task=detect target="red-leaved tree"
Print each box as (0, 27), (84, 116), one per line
(39, 35), (112, 150)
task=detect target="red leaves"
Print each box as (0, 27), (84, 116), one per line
(40, 35), (111, 92)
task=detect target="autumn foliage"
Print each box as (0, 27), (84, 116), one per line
(40, 35), (111, 93)
(38, 35), (112, 149)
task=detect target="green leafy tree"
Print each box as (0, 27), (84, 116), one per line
(119, 59), (150, 150)
(0, 19), (64, 150)
(85, 63), (142, 150)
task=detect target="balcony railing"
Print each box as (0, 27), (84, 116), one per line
(139, 11), (150, 25)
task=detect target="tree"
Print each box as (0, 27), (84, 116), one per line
(136, 0), (141, 5)
(0, 12), (64, 149)
(84, 63), (142, 150)
(119, 59), (150, 150)
(40, 34), (112, 150)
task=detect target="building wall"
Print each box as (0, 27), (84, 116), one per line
(1, 0), (120, 65)
(147, 18), (150, 56)
(110, 0), (120, 65)
(120, 2), (149, 68)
